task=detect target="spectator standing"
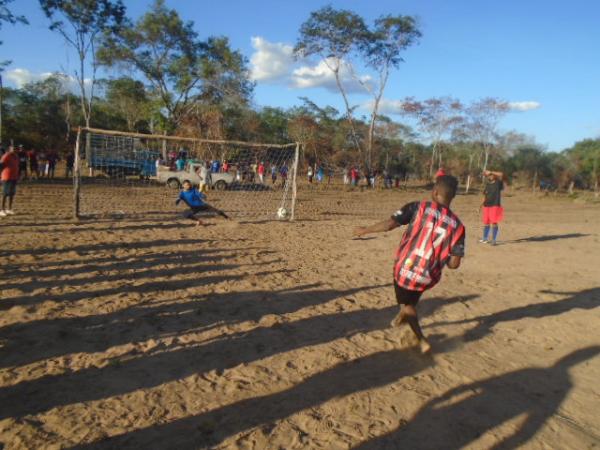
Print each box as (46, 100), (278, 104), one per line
(279, 165), (288, 188)
(47, 150), (58, 178)
(28, 148), (39, 179)
(66, 152), (75, 178)
(175, 156), (186, 171)
(271, 164), (277, 184)
(0, 145), (20, 216)
(17, 145), (28, 181)
(257, 161), (265, 184)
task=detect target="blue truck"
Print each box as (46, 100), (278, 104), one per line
(86, 135), (159, 178)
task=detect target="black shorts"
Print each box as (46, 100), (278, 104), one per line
(183, 205), (209, 219)
(393, 282), (423, 306)
(2, 180), (17, 196)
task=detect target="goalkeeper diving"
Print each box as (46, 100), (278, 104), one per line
(176, 180), (229, 225)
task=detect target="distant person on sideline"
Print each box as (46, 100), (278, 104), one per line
(479, 169), (504, 245)
(354, 175), (466, 353)
(0, 145), (20, 217)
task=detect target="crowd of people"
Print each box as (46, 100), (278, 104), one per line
(0, 144), (74, 181)
(0, 144), (75, 217)
(307, 164), (412, 189)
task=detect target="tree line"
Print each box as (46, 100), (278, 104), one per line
(0, 0), (598, 192)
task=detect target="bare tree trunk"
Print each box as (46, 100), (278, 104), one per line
(532, 170), (538, 192)
(64, 96), (72, 142)
(365, 68), (389, 174)
(78, 48), (90, 129)
(333, 66), (362, 160)
(482, 145), (490, 174)
(429, 142), (437, 178)
(466, 153), (475, 193)
(594, 151), (599, 197)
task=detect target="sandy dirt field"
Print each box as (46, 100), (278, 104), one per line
(0, 179), (599, 450)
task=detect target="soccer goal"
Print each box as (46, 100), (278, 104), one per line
(73, 127), (300, 221)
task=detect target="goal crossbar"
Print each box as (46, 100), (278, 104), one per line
(81, 127), (298, 149)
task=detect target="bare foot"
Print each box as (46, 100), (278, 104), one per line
(419, 339), (432, 354)
(390, 312), (406, 328)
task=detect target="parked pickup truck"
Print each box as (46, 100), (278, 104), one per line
(157, 162), (235, 190)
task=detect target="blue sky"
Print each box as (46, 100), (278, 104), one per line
(2, 0), (599, 151)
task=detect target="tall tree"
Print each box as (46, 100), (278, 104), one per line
(360, 15), (421, 171)
(98, 0), (252, 133)
(295, 6), (420, 172)
(39, 0), (126, 128)
(402, 97), (463, 177)
(465, 97), (509, 174)
(103, 77), (151, 131)
(294, 6), (368, 160)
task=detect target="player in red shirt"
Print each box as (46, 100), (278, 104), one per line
(1, 145), (20, 216)
(354, 175), (466, 353)
(257, 162), (265, 184)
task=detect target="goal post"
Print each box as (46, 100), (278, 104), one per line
(73, 127), (300, 221)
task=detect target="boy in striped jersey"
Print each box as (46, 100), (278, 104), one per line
(354, 175), (465, 353)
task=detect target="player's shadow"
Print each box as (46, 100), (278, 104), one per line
(1, 246), (265, 272)
(72, 348), (437, 449)
(0, 283), (384, 370)
(505, 233), (589, 244)
(419, 294), (479, 317)
(0, 267), (288, 311)
(0, 237), (212, 257)
(0, 290), (394, 420)
(0, 249), (276, 292)
(353, 346), (600, 450)
(430, 287), (599, 342)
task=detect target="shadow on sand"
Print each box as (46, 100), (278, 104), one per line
(354, 346), (600, 450)
(505, 233), (589, 244)
(431, 287), (600, 342)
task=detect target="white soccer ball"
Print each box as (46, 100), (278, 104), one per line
(277, 207), (288, 219)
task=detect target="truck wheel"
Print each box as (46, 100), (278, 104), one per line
(215, 180), (227, 191)
(167, 178), (180, 189)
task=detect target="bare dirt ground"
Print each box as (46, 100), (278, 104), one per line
(0, 180), (599, 450)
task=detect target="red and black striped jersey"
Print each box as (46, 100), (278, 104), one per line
(392, 201), (465, 291)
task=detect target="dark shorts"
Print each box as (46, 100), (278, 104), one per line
(183, 205), (209, 219)
(394, 282), (423, 306)
(2, 180), (17, 196)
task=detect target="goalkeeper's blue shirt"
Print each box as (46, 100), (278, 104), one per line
(178, 189), (206, 207)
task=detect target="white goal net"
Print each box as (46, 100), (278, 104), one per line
(73, 128), (299, 221)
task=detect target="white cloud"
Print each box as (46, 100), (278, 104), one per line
(249, 36), (371, 94)
(508, 101), (541, 112)
(4, 68), (54, 87)
(361, 98), (405, 115)
(291, 58), (371, 93)
(249, 37), (294, 82)
(3, 68), (91, 93)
